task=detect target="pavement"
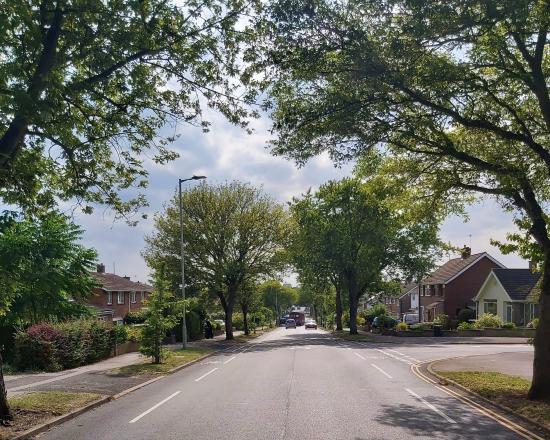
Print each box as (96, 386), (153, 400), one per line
(5, 330), (244, 397)
(34, 327), (535, 440)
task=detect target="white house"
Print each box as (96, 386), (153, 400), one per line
(474, 268), (540, 326)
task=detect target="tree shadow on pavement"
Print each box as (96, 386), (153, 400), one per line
(372, 398), (521, 440)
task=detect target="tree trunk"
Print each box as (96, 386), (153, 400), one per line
(347, 273), (359, 335)
(0, 349), (12, 421)
(335, 287), (343, 331)
(242, 307), (249, 336)
(528, 251), (550, 399)
(224, 307), (234, 340)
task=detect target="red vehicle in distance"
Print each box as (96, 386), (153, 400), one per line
(289, 311), (305, 326)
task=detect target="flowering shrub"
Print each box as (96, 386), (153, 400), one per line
(475, 313), (502, 329)
(457, 322), (476, 331)
(14, 320), (114, 371)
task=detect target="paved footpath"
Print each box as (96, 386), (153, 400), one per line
(36, 327), (535, 440)
(6, 331), (244, 397)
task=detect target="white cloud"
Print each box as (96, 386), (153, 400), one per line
(69, 113), (528, 283)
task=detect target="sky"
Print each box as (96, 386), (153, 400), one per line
(71, 110), (528, 284)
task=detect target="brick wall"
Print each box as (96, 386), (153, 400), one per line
(86, 288), (150, 320)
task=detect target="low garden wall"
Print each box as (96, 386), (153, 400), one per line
(111, 340), (139, 356)
(383, 328), (535, 338)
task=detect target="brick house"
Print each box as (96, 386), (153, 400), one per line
(418, 247), (505, 322)
(86, 264), (153, 324)
(397, 283), (419, 319)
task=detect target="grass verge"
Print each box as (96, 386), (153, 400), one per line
(233, 327), (274, 342)
(1, 392), (102, 440)
(332, 330), (373, 342)
(112, 347), (212, 376)
(436, 371), (550, 428)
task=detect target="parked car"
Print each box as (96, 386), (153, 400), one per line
(279, 317), (287, 325)
(305, 320), (317, 329)
(372, 316), (398, 329)
(285, 319), (297, 329)
(402, 313), (419, 325)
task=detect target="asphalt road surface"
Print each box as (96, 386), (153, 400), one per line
(38, 327), (534, 440)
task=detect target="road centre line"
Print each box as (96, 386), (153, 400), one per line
(371, 363), (393, 379)
(405, 388), (456, 424)
(354, 352), (366, 360)
(194, 368), (218, 382)
(129, 391), (181, 424)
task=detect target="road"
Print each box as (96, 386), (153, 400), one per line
(38, 327), (534, 440)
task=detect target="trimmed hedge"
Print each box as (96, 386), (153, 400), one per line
(14, 320), (115, 372)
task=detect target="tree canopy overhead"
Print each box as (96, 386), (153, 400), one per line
(258, 0), (550, 398)
(0, 0), (257, 219)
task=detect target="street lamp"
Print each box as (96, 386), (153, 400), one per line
(179, 175), (207, 349)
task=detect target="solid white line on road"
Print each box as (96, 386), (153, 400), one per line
(354, 352), (366, 360)
(371, 363), (393, 379)
(405, 388), (456, 424)
(223, 356), (236, 365)
(129, 391), (181, 424)
(194, 368), (218, 382)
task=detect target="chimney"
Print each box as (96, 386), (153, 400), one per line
(461, 246), (471, 259)
(123, 276), (130, 280)
(96, 263), (105, 273)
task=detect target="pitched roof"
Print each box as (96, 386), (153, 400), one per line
(423, 252), (504, 285)
(399, 283), (418, 299)
(492, 269), (541, 301)
(91, 272), (153, 292)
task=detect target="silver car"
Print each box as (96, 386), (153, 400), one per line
(285, 319), (296, 329)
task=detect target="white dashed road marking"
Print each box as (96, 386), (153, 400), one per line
(405, 388), (456, 424)
(129, 391), (181, 424)
(194, 368), (218, 382)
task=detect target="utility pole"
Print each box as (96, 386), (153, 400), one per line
(179, 175), (207, 349)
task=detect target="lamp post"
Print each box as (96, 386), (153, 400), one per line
(179, 175), (207, 349)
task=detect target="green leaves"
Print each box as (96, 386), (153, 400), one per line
(0, 211), (97, 323)
(0, 0), (259, 220)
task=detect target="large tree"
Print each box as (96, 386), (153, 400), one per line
(0, 211), (97, 421)
(289, 177), (440, 334)
(144, 182), (289, 339)
(0, 0), (255, 218)
(259, 0), (550, 399)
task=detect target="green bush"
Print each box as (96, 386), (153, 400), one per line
(457, 308), (476, 323)
(126, 325), (143, 342)
(13, 320), (114, 371)
(475, 313), (502, 329)
(527, 318), (539, 329)
(433, 314), (449, 328)
(124, 311), (146, 325)
(365, 304), (388, 323)
(14, 329), (60, 372)
(232, 312), (244, 331)
(396, 322), (408, 331)
(457, 321), (476, 331)
(186, 310), (203, 340)
(357, 315), (366, 326)
(410, 322), (433, 331)
(501, 322), (516, 329)
(115, 325), (128, 344)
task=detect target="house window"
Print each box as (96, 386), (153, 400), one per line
(107, 292), (112, 305)
(483, 300), (497, 315)
(130, 291), (136, 303)
(117, 291), (124, 304)
(141, 291), (146, 302)
(505, 302), (513, 322)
